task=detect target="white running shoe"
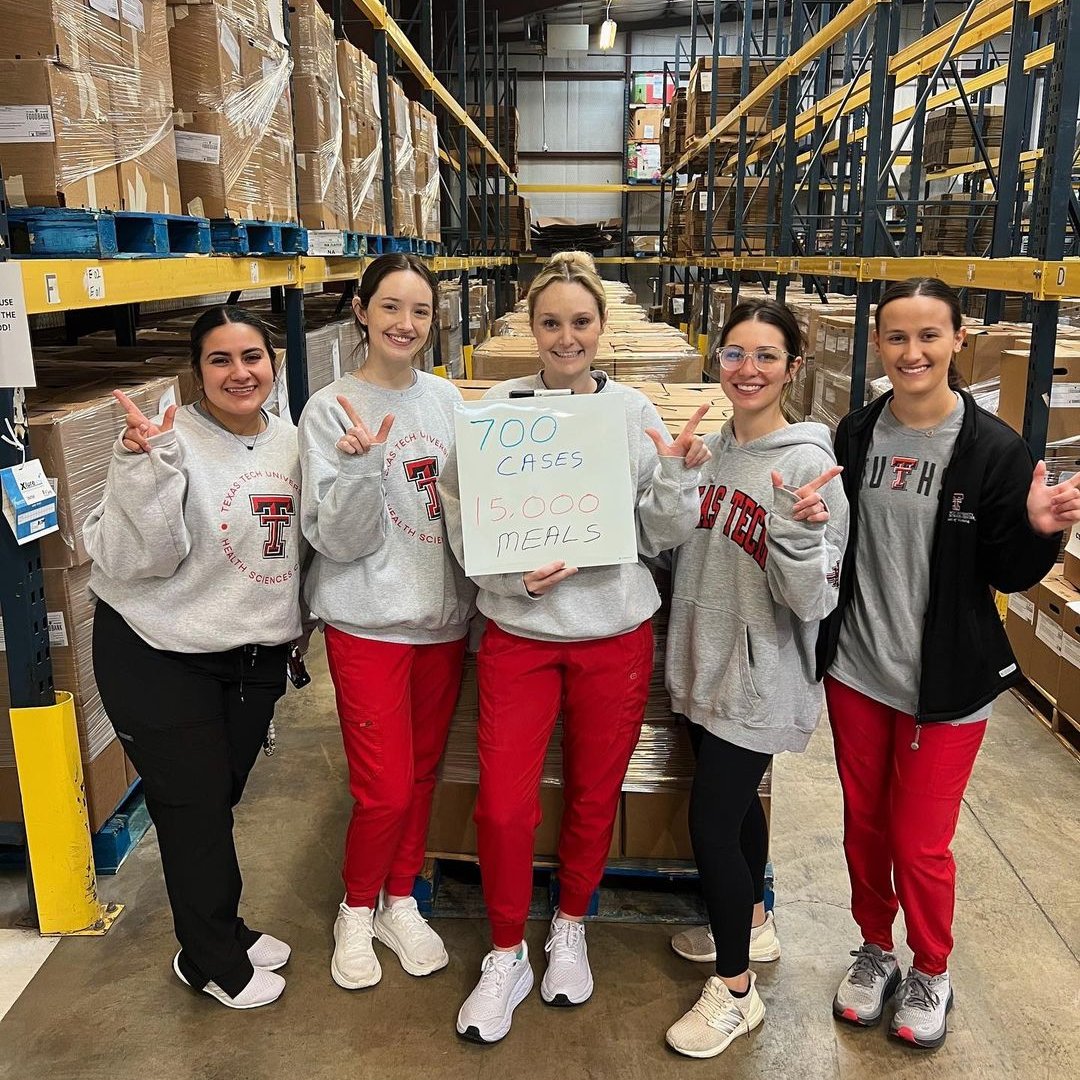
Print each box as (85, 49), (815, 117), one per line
(670, 911), (782, 964)
(832, 943), (901, 1027)
(373, 895), (449, 977)
(889, 969), (953, 1049)
(173, 952), (284, 1009)
(665, 972), (766, 1058)
(331, 902), (382, 989)
(456, 943), (535, 1044)
(247, 933), (291, 972)
(540, 915), (594, 1006)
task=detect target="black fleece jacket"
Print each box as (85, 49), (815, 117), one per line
(815, 390), (1061, 722)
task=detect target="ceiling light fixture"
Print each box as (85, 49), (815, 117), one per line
(599, 2), (617, 50)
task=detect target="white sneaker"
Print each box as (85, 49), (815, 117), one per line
(247, 933), (291, 972)
(665, 972), (766, 1058)
(456, 943), (535, 1044)
(373, 896), (449, 977)
(173, 952), (284, 1010)
(331, 902), (382, 989)
(540, 914), (593, 1006)
(670, 911), (782, 964)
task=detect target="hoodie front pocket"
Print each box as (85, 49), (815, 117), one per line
(716, 622), (764, 721)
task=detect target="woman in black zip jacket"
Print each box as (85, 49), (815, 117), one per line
(815, 278), (1080, 1051)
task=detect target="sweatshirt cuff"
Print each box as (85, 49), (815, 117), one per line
(770, 485), (825, 527)
(656, 453), (701, 486)
(335, 443), (387, 478)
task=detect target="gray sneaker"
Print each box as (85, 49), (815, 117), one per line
(889, 969), (953, 1049)
(832, 943), (901, 1027)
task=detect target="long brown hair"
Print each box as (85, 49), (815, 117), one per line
(354, 253), (438, 350)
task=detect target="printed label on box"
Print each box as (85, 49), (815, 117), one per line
(700, 71), (713, 93)
(157, 385), (177, 421)
(0, 105), (55, 144)
(121, 0), (145, 31)
(175, 131), (222, 165)
(1050, 382), (1080, 407)
(89, 0), (120, 19)
(1061, 633), (1080, 670)
(1067, 527), (1080, 558)
(0, 611), (68, 651)
(1035, 611), (1063, 652)
(1007, 593), (1035, 623)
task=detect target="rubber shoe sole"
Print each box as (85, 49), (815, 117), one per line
(889, 988), (954, 1050)
(456, 965), (535, 1044)
(173, 953), (283, 1010)
(832, 967), (901, 1028)
(373, 922), (449, 978)
(540, 975), (593, 1008)
(331, 953), (382, 990)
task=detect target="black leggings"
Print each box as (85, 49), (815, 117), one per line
(688, 724), (772, 978)
(92, 601), (287, 997)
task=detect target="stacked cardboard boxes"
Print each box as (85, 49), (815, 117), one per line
(923, 105), (1004, 170)
(336, 40), (384, 234)
(168, 0), (296, 221)
(467, 195), (532, 252)
(660, 89), (686, 172)
(921, 192), (995, 255)
(412, 101), (440, 242)
(677, 176), (770, 256)
(0, 0), (182, 213)
(437, 280), (464, 378)
(685, 57), (785, 145)
(386, 77), (417, 236)
(466, 104), (519, 173)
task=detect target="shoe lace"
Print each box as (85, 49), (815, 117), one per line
(391, 903), (436, 946)
(846, 945), (891, 989)
(894, 971), (940, 1014)
(339, 904), (374, 949)
(691, 982), (744, 1038)
(545, 920), (585, 966)
(476, 952), (516, 1000)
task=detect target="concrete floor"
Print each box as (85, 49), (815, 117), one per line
(1, 635), (1078, 1080)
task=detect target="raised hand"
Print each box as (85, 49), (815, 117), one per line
(771, 464), (844, 524)
(114, 389), (177, 454)
(336, 394), (394, 455)
(523, 560), (578, 597)
(646, 404), (712, 469)
(1027, 460), (1080, 537)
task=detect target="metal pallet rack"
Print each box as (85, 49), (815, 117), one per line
(0, 0), (517, 931)
(658, 0), (1080, 460)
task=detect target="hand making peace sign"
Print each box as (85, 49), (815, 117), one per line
(1027, 460), (1080, 537)
(646, 404), (712, 469)
(113, 389), (177, 454)
(336, 394), (394, 455)
(771, 464), (844, 524)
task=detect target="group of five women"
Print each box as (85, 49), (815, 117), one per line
(86, 250), (1080, 1055)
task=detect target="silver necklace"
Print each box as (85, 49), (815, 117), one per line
(198, 399), (267, 449)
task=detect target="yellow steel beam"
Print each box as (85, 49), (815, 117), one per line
(438, 148), (461, 172)
(1025, 43), (1056, 71)
(663, 0), (887, 177)
(348, 1), (515, 181)
(888, 0), (1012, 75)
(20, 257), (300, 315)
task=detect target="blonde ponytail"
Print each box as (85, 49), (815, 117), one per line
(527, 249), (607, 324)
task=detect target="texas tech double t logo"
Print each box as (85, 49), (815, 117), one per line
(249, 494), (295, 558)
(403, 456), (442, 521)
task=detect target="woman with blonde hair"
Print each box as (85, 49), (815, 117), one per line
(441, 250), (711, 1043)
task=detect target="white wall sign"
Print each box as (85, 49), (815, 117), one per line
(0, 264), (35, 388)
(453, 395), (637, 576)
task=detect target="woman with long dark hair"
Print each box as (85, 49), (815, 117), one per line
(87, 306), (302, 1009)
(818, 278), (1080, 1048)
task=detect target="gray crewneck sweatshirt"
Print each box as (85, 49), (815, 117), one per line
(298, 371), (476, 644)
(666, 421), (849, 754)
(439, 373), (701, 642)
(85, 405), (303, 653)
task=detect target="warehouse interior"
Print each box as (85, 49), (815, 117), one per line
(2, 0), (1080, 1077)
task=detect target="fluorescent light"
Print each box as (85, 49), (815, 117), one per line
(599, 18), (617, 49)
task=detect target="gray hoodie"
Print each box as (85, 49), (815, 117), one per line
(299, 371), (475, 644)
(85, 406), (303, 653)
(440, 373), (701, 642)
(666, 421), (848, 754)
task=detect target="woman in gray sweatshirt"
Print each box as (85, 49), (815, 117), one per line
(441, 251), (710, 1045)
(298, 255), (475, 996)
(663, 299), (848, 1060)
(86, 307), (303, 1011)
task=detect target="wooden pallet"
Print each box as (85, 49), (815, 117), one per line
(10, 207), (212, 258)
(209, 219), (307, 256)
(1010, 677), (1080, 763)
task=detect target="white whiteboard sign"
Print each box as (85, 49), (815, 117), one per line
(454, 395), (637, 576)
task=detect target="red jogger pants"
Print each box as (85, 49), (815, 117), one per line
(325, 626), (466, 908)
(824, 676), (986, 975)
(475, 620), (653, 949)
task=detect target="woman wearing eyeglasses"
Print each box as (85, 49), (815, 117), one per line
(663, 298), (849, 1059)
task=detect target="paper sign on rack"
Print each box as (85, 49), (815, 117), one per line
(0, 263), (35, 388)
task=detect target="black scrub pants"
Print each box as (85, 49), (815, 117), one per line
(93, 601), (287, 996)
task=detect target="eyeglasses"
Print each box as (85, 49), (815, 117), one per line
(716, 345), (792, 372)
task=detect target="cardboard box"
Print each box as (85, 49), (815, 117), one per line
(631, 72), (673, 105)
(426, 781), (621, 860)
(28, 374), (180, 569)
(999, 349), (1080, 444)
(174, 112), (267, 219)
(0, 0), (121, 69)
(955, 327), (1019, 386)
(1028, 573), (1080, 698)
(0, 61), (121, 211)
(631, 107), (664, 142)
(622, 791), (692, 859)
(627, 142), (661, 182)
(1056, 601), (1080, 723)
(1005, 585), (1039, 675)
(167, 3), (247, 113)
(297, 144), (347, 230)
(1064, 525), (1080, 590)
(288, 0), (335, 88)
